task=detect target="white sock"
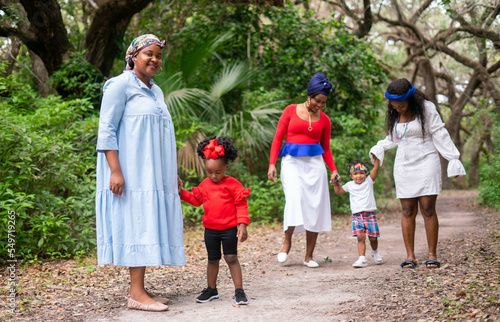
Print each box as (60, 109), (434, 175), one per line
(359, 255), (366, 260)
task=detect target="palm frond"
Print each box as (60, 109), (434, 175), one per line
(181, 31), (234, 85)
(218, 100), (284, 159)
(177, 131), (206, 178)
(165, 88), (215, 123)
(158, 72), (220, 123)
(209, 61), (255, 99)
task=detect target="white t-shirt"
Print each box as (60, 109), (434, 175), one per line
(342, 176), (377, 214)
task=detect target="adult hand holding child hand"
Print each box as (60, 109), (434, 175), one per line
(330, 171), (340, 185)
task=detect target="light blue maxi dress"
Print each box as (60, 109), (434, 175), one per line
(95, 70), (186, 267)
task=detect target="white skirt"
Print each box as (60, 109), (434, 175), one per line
(280, 155), (332, 234)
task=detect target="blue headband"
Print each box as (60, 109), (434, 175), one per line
(385, 84), (416, 101)
(307, 73), (332, 97)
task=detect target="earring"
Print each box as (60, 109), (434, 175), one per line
(305, 98), (311, 108)
(156, 66), (163, 76)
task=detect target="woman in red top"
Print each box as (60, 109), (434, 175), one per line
(268, 73), (340, 268)
(180, 136), (251, 305)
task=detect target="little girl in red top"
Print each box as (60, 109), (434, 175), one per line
(179, 136), (250, 305)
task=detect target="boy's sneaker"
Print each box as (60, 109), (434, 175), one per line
(196, 287), (219, 303)
(234, 288), (249, 305)
(371, 250), (384, 264)
(352, 256), (368, 268)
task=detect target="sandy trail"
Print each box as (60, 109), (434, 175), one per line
(105, 190), (478, 321)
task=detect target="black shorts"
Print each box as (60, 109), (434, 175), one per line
(204, 226), (238, 261)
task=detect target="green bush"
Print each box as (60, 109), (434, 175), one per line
(0, 73), (98, 261)
(51, 52), (105, 108)
(240, 172), (285, 224)
(478, 152), (500, 210)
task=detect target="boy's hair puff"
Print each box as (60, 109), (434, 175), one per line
(196, 136), (238, 163)
(347, 159), (370, 175)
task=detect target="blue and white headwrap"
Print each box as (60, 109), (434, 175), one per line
(385, 84), (416, 101)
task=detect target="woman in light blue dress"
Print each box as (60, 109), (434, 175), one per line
(96, 34), (185, 312)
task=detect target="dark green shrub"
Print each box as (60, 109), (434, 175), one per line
(0, 81), (98, 261)
(479, 152), (500, 210)
(51, 52), (105, 108)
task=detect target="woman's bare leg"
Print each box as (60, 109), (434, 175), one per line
(280, 226), (295, 253)
(419, 195), (439, 267)
(305, 230), (319, 262)
(400, 198), (419, 267)
(129, 267), (155, 304)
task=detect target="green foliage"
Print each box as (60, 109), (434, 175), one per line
(478, 152), (500, 209)
(241, 174), (285, 224)
(51, 52), (105, 108)
(0, 77), (98, 260)
(145, 2), (385, 177)
(0, 62), (38, 112)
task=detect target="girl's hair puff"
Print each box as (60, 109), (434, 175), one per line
(196, 136), (238, 164)
(385, 78), (431, 139)
(347, 159), (370, 175)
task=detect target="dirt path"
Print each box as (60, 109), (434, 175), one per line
(104, 190), (482, 321)
(4, 190), (497, 321)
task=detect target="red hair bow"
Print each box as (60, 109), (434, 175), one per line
(203, 139), (225, 159)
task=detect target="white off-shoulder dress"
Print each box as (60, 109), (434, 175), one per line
(369, 101), (466, 199)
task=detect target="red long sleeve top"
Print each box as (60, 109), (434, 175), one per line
(269, 104), (337, 172)
(181, 176), (251, 230)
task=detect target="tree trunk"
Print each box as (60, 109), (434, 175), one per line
(18, 0), (73, 75)
(29, 50), (57, 97)
(83, 0), (154, 76)
(469, 148), (480, 188)
(418, 58), (438, 106)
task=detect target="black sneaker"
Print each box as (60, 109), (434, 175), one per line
(234, 288), (248, 305)
(196, 287), (219, 303)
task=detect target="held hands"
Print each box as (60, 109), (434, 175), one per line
(330, 171), (341, 186)
(177, 176), (184, 195)
(268, 164), (277, 182)
(237, 223), (248, 242)
(110, 170), (125, 197)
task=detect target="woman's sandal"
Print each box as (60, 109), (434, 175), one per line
(400, 259), (417, 269)
(425, 259), (441, 269)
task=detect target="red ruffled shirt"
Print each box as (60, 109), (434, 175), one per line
(181, 176), (251, 230)
(269, 104), (337, 171)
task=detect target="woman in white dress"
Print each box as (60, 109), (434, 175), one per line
(268, 73), (339, 268)
(370, 78), (466, 269)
